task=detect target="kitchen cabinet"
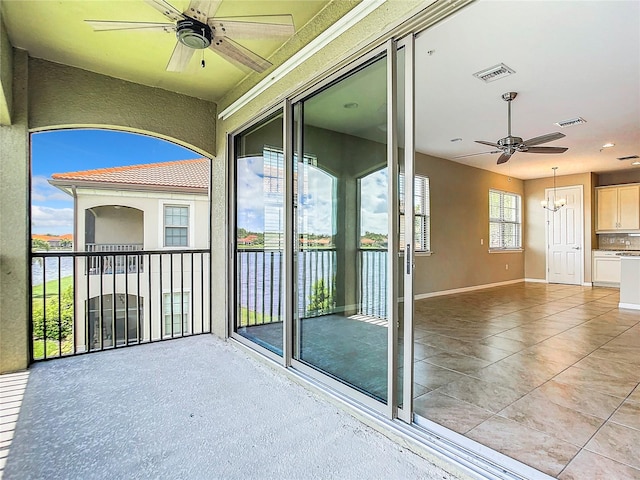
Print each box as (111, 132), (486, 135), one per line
(596, 185), (640, 232)
(592, 251), (621, 286)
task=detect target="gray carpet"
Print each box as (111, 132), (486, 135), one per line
(3, 335), (455, 480)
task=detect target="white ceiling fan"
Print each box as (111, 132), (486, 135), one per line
(86, 0), (295, 73)
(458, 92), (569, 165)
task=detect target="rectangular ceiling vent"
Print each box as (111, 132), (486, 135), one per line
(618, 155), (640, 161)
(473, 63), (515, 83)
(554, 117), (587, 128)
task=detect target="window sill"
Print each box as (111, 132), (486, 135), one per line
(488, 249), (523, 254)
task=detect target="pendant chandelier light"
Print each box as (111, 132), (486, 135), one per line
(541, 167), (566, 212)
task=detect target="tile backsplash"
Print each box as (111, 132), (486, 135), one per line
(598, 234), (640, 250)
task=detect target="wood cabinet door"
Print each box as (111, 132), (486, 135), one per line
(618, 185), (640, 230)
(597, 187), (619, 230)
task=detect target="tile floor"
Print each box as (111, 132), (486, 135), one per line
(413, 283), (640, 479)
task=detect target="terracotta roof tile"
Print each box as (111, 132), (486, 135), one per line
(51, 159), (209, 189)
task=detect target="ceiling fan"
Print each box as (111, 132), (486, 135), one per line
(463, 92), (568, 165)
(85, 0), (295, 73)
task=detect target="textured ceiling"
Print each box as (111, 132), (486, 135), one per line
(1, 0), (331, 102)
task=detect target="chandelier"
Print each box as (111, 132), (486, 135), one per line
(541, 167), (566, 212)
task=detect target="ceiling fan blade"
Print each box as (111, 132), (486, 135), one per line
(497, 152), (512, 164)
(524, 146), (569, 154)
(453, 150), (501, 159)
(85, 20), (175, 32)
(166, 41), (195, 72)
(186, 0), (222, 23)
(475, 140), (501, 148)
(210, 15), (295, 38)
(523, 132), (565, 146)
(144, 0), (185, 22)
(210, 36), (272, 73)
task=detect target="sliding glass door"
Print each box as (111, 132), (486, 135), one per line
(231, 38), (415, 416)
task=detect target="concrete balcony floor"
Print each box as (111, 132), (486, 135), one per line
(1, 336), (456, 480)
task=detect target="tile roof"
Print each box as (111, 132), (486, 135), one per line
(51, 159), (209, 190)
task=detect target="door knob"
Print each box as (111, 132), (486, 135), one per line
(572, 246), (581, 250)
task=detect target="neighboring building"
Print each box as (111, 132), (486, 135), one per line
(48, 159), (210, 352)
(31, 233), (73, 250)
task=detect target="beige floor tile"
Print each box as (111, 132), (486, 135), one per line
(467, 416), (579, 477)
(424, 352), (492, 375)
(518, 343), (585, 368)
(552, 366), (637, 399)
(627, 386), (640, 405)
(497, 390), (604, 446)
(479, 335), (529, 353)
(585, 421), (640, 469)
(610, 401), (640, 430)
(413, 391), (493, 434)
(588, 344), (640, 368)
(413, 361), (467, 390)
(572, 355), (639, 381)
(436, 376), (525, 413)
(559, 449), (640, 480)
(412, 342), (446, 361)
(494, 328), (553, 346)
(535, 380), (623, 420)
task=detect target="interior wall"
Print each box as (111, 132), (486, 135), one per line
(524, 172), (594, 282)
(597, 170), (640, 186)
(414, 153), (525, 295)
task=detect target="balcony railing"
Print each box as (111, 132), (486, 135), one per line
(85, 243), (144, 274)
(236, 248), (387, 327)
(30, 248), (210, 361)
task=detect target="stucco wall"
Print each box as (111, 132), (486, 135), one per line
(0, 53), (217, 373)
(0, 14), (12, 124)
(28, 59), (216, 157)
(0, 48), (29, 373)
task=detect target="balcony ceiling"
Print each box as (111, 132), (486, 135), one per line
(2, 0), (639, 181)
(1, 0), (331, 102)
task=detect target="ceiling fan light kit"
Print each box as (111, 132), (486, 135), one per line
(176, 19), (212, 49)
(473, 92), (569, 165)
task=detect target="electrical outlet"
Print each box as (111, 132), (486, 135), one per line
(505, 264), (509, 270)
(480, 238), (484, 245)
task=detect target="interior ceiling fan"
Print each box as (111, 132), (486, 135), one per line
(459, 92), (568, 165)
(85, 0), (295, 73)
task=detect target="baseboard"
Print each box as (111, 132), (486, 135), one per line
(524, 278), (547, 283)
(619, 302), (640, 310)
(414, 278), (525, 300)
(583, 282), (594, 287)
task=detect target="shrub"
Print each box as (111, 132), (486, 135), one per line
(32, 285), (74, 340)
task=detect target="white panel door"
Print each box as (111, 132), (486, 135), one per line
(547, 186), (583, 285)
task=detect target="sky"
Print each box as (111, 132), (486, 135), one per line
(31, 129), (199, 235)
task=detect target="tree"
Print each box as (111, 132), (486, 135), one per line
(32, 238), (50, 252)
(307, 278), (334, 315)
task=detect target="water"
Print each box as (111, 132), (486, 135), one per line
(237, 250), (387, 318)
(31, 257), (74, 286)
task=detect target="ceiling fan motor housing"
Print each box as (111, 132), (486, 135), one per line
(176, 19), (212, 49)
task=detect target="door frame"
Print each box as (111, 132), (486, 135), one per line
(544, 184), (585, 285)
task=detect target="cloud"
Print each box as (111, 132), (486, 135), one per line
(31, 176), (71, 202)
(31, 205), (74, 235)
(360, 169), (388, 234)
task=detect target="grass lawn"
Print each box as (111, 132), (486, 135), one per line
(237, 307), (278, 327)
(32, 276), (73, 300)
(32, 338), (73, 360)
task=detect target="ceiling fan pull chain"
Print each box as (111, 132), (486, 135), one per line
(201, 32), (206, 68)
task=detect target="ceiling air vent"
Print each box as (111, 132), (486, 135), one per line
(473, 63), (515, 83)
(554, 117), (587, 128)
(618, 155), (640, 161)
